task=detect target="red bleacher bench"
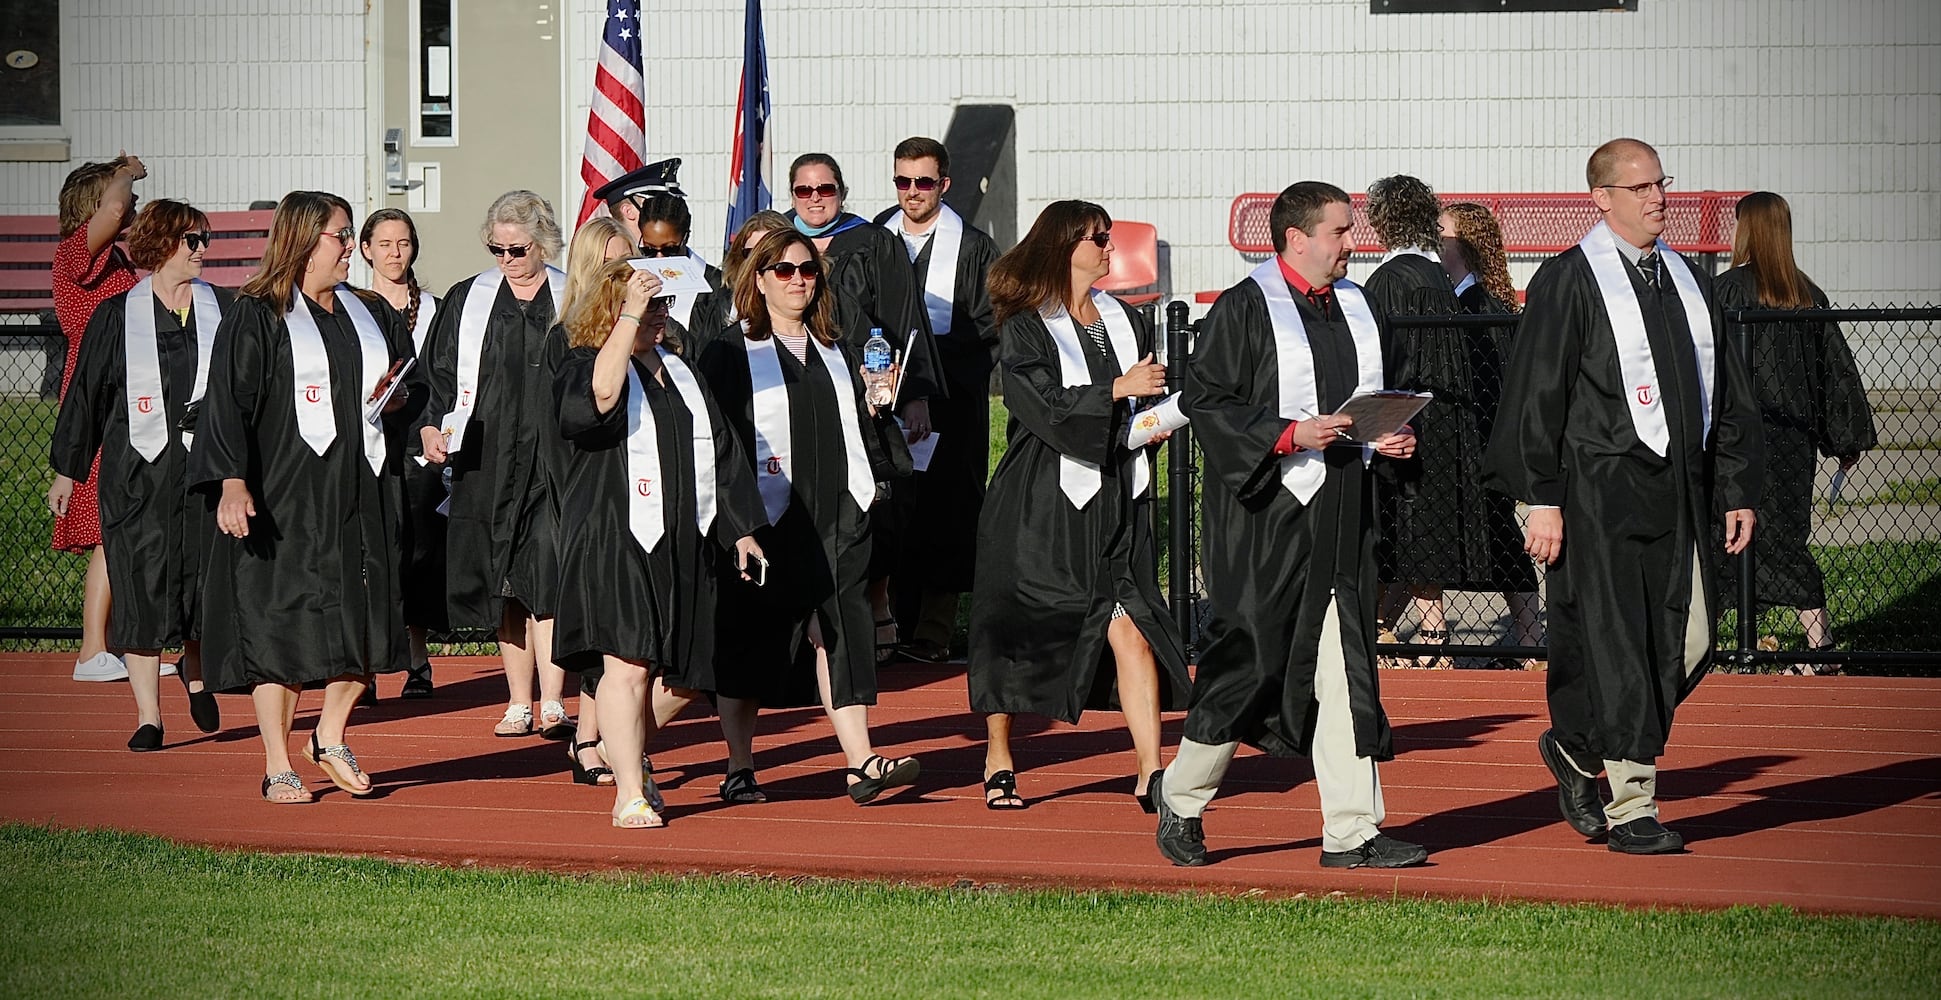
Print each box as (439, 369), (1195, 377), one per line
(0, 210), (274, 326)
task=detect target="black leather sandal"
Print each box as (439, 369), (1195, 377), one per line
(846, 754), (920, 804)
(984, 769), (1026, 810)
(569, 740), (613, 786)
(400, 662), (434, 699)
(719, 767), (766, 804)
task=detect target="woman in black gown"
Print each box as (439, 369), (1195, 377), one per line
(191, 191), (422, 802)
(1714, 191), (1876, 671)
(965, 200), (1191, 810)
(697, 229), (921, 806)
(50, 199), (229, 749)
(552, 261), (766, 827)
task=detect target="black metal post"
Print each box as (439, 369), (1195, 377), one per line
(1165, 300), (1194, 649)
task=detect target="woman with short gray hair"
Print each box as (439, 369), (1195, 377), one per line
(417, 190), (575, 738)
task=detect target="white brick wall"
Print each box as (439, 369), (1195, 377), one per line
(0, 1), (368, 218)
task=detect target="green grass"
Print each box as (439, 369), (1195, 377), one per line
(1851, 475), (1941, 507)
(0, 397), (84, 632)
(2, 825), (1936, 999)
(1719, 539), (1941, 658)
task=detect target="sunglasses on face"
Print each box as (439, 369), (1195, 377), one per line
(893, 175), (941, 192)
(645, 295), (674, 312)
(182, 231), (214, 252)
(761, 260), (822, 281)
(320, 227), (356, 246)
(638, 242), (688, 258)
(1075, 231), (1112, 248)
(487, 242), (533, 258)
(791, 183), (840, 200)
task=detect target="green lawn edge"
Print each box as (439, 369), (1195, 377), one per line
(1, 823), (1935, 999)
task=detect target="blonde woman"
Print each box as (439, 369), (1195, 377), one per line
(418, 191), (574, 739)
(190, 190), (421, 802)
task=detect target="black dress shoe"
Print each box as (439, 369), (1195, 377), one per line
(358, 683), (378, 708)
(1151, 771), (1207, 866)
(1539, 729), (1608, 838)
(178, 670), (220, 733)
(1320, 833), (1429, 869)
(127, 723), (163, 752)
(1607, 817), (1684, 855)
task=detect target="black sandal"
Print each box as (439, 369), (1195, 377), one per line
(984, 770), (1026, 810)
(846, 753), (920, 804)
(719, 767), (766, 804)
(874, 618), (900, 665)
(569, 740), (613, 786)
(1134, 769), (1161, 814)
(400, 662), (434, 699)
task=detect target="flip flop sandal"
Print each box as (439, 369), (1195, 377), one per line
(719, 767), (767, 804)
(983, 769), (1026, 810)
(847, 754), (921, 804)
(304, 732), (375, 797)
(612, 796), (664, 829)
(261, 771), (311, 804)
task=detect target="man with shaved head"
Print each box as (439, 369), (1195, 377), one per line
(1483, 139), (1763, 855)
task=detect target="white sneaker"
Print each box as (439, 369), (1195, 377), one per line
(72, 652), (128, 682)
(159, 661), (179, 677)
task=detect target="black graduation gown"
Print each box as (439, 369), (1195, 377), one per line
(417, 275), (567, 626)
(49, 285), (234, 650)
(549, 347), (766, 686)
(1181, 278), (1413, 759)
(1455, 284), (1541, 591)
(1367, 253), (1526, 590)
(399, 292), (448, 630)
(870, 209), (1003, 595)
(1713, 267), (1875, 610)
(697, 333), (912, 708)
(190, 291), (425, 692)
(966, 302), (1191, 722)
(1481, 248), (1762, 763)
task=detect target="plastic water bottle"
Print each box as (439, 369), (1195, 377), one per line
(863, 328), (895, 406)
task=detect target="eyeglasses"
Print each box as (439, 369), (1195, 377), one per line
(1600, 176), (1674, 196)
(646, 295), (674, 311)
(639, 242), (688, 258)
(487, 242), (533, 258)
(183, 231), (213, 252)
(1075, 232), (1112, 248)
(893, 175), (941, 192)
(320, 227), (356, 246)
(760, 260), (823, 281)
(791, 183), (840, 200)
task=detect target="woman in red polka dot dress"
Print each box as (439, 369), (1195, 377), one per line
(46, 153), (144, 683)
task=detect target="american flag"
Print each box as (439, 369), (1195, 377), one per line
(723, 0), (770, 250)
(576, 1), (647, 225)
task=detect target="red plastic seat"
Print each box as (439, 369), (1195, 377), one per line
(1098, 220), (1161, 305)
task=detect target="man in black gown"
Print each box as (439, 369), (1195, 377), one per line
(1482, 138), (1763, 854)
(871, 136), (1000, 662)
(1157, 182), (1427, 869)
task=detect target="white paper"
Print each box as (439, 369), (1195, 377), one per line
(426, 47), (451, 98)
(628, 255), (713, 294)
(1126, 392), (1189, 449)
(896, 419), (940, 472)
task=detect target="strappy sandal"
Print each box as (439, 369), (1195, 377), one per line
(719, 767), (767, 804)
(611, 796), (664, 830)
(400, 662), (434, 699)
(304, 731), (375, 797)
(261, 771), (312, 804)
(538, 700), (574, 741)
(983, 769), (1026, 810)
(570, 740), (614, 786)
(874, 617), (900, 665)
(494, 704), (534, 737)
(846, 753), (921, 804)
(1415, 628), (1452, 669)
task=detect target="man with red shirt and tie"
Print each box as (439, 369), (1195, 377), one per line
(1157, 181), (1427, 869)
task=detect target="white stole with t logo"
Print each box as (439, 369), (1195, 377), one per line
(1579, 221), (1715, 456)
(124, 276), (221, 460)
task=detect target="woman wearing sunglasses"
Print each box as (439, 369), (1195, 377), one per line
(50, 199), (231, 750)
(627, 178), (728, 355)
(358, 207), (442, 698)
(966, 200), (1191, 810)
(417, 190), (576, 740)
(696, 230), (921, 806)
(190, 190), (423, 802)
(787, 153), (943, 665)
(552, 262), (766, 827)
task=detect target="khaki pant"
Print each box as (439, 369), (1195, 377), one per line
(1163, 597), (1385, 853)
(1602, 546), (1711, 826)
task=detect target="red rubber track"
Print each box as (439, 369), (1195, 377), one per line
(3, 654), (1937, 918)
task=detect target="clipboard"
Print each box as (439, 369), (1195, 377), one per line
(1327, 389), (1431, 445)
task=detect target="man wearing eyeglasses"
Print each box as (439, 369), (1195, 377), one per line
(869, 137), (1000, 664)
(1483, 137), (1763, 855)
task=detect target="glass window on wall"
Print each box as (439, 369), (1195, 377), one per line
(414, 0), (455, 143)
(1, 0), (60, 127)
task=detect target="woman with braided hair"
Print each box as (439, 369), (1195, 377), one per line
(360, 208), (443, 696)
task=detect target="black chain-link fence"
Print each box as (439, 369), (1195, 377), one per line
(1, 329), (74, 643)
(1164, 302), (1941, 673)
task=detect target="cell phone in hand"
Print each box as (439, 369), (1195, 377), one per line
(751, 554), (769, 587)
